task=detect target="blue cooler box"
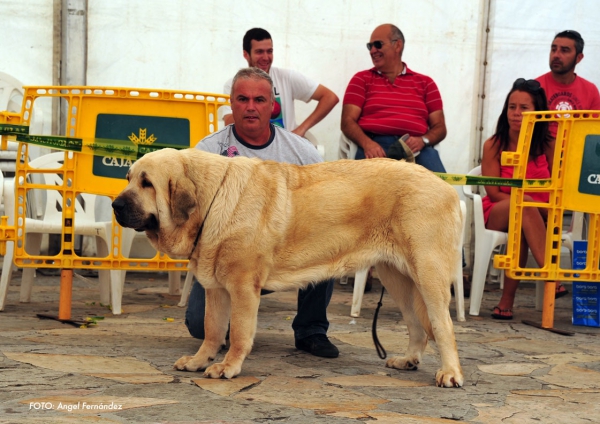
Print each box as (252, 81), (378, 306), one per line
(572, 241), (600, 327)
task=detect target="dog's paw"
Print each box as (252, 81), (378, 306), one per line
(174, 356), (194, 371)
(385, 355), (420, 371)
(204, 362), (241, 379)
(435, 368), (464, 388)
(173, 355), (211, 372)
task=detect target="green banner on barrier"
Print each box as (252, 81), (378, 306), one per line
(17, 134), (84, 152)
(435, 173), (551, 188)
(0, 123), (29, 135)
(1, 122), (554, 188)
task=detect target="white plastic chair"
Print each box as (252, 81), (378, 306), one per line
(0, 72), (24, 113)
(178, 269), (196, 307)
(337, 133), (465, 321)
(0, 73), (25, 180)
(0, 72), (44, 177)
(0, 152), (121, 312)
(338, 132), (357, 162)
(0, 72), (45, 238)
(304, 130), (325, 158)
(463, 166), (508, 316)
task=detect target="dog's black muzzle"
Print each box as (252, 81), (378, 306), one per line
(111, 197), (158, 232)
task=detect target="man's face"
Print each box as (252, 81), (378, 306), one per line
(243, 39), (273, 73)
(230, 77), (274, 137)
(368, 25), (403, 71)
(549, 36), (582, 75)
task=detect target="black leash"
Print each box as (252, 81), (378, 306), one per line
(372, 287), (387, 359)
(188, 178), (224, 259)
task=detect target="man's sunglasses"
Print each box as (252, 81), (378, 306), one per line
(366, 39), (399, 51)
(512, 78), (541, 92)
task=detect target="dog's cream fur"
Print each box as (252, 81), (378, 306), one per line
(112, 148), (464, 387)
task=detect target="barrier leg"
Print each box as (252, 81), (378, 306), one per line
(58, 269), (73, 320)
(541, 281), (556, 328)
(522, 280), (574, 336)
(37, 268), (86, 327)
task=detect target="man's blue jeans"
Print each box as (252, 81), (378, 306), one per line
(355, 134), (447, 173)
(185, 278), (334, 341)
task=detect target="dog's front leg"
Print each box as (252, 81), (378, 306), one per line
(174, 287), (231, 372)
(204, 282), (261, 379)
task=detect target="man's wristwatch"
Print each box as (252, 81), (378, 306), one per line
(422, 136), (430, 147)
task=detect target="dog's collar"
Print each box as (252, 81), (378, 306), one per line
(188, 178), (223, 259)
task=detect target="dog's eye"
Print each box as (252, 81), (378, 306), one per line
(141, 179), (153, 189)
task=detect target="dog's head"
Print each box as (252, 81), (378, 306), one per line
(112, 148), (199, 257)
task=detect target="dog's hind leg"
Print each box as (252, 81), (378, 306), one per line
(376, 263), (429, 372)
(203, 278), (262, 379)
(412, 260), (464, 388)
(174, 287), (231, 372)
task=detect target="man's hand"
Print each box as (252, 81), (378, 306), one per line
(363, 139), (387, 158)
(405, 136), (427, 153)
(291, 127), (306, 138)
(294, 85), (338, 137)
(341, 104), (388, 159)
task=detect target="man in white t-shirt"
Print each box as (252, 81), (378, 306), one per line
(219, 27), (338, 138)
(187, 67), (339, 358)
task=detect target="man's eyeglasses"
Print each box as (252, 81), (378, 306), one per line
(512, 78), (542, 92)
(366, 39), (399, 51)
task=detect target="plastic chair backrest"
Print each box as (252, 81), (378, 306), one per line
(462, 166), (487, 231)
(0, 72), (24, 113)
(339, 133), (357, 160)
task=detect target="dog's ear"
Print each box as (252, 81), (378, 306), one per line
(169, 177), (197, 226)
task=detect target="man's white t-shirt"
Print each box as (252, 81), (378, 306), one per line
(219, 67), (319, 131)
(195, 124), (322, 166)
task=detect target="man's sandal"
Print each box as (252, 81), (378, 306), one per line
(491, 306), (513, 320)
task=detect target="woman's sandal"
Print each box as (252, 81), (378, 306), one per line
(491, 306), (513, 320)
(556, 283), (569, 299)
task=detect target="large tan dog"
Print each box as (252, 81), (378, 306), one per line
(112, 148), (464, 387)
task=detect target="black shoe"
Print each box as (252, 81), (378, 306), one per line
(295, 334), (339, 358)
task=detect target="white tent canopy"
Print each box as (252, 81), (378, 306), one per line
(2, 0), (599, 263)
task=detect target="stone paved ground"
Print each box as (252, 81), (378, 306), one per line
(1, 270), (599, 423)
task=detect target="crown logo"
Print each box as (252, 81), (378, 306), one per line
(129, 128), (157, 145)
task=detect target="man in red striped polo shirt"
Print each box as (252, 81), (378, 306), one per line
(341, 23), (447, 173)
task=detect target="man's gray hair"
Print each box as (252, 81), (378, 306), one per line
(230, 67), (275, 100)
(384, 24), (405, 58)
(390, 24), (405, 43)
